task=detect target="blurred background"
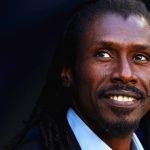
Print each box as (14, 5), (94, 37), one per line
(0, 0), (150, 149)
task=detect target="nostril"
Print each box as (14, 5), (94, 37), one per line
(111, 77), (123, 83)
(130, 79), (137, 84)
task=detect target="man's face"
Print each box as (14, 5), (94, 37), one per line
(65, 13), (150, 136)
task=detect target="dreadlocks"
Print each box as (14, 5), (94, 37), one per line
(7, 0), (150, 149)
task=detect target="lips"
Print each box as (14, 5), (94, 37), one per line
(110, 95), (135, 102)
(101, 90), (142, 108)
(104, 90), (142, 100)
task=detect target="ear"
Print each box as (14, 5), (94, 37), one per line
(60, 66), (73, 88)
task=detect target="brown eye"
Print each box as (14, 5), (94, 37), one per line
(133, 54), (149, 62)
(96, 50), (111, 58)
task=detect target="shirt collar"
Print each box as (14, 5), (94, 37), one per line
(67, 108), (144, 150)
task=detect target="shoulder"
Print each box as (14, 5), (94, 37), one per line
(11, 126), (43, 150)
(8, 115), (80, 150)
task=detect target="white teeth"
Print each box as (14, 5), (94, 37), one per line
(110, 96), (135, 102)
(118, 96), (122, 101)
(129, 97), (134, 101)
(124, 97), (128, 101)
(114, 96), (118, 100)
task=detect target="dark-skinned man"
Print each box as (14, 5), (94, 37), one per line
(8, 0), (150, 149)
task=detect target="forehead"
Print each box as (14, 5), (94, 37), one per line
(79, 13), (150, 48)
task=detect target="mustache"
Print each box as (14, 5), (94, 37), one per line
(97, 84), (147, 100)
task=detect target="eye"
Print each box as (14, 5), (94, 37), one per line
(133, 54), (149, 62)
(96, 50), (111, 59)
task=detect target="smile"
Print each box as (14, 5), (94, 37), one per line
(103, 94), (139, 108)
(101, 91), (141, 107)
(110, 95), (135, 102)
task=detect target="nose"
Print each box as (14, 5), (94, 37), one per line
(111, 57), (137, 84)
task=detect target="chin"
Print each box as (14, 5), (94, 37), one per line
(95, 114), (140, 138)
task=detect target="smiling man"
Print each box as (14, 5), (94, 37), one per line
(8, 0), (150, 150)
(66, 12), (150, 149)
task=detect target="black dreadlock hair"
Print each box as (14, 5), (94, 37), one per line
(7, 0), (150, 149)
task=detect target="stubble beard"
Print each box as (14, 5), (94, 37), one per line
(91, 109), (140, 138)
(93, 84), (145, 137)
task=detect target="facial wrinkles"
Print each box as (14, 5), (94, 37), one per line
(115, 50), (149, 99)
(71, 13), (150, 139)
(97, 16), (148, 102)
(92, 14), (150, 45)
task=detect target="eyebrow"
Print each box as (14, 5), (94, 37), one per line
(129, 44), (150, 51)
(97, 40), (121, 48)
(96, 40), (150, 50)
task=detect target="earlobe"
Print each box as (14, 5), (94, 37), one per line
(60, 67), (73, 88)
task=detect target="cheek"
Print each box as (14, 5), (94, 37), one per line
(77, 62), (111, 82)
(135, 67), (150, 93)
(143, 101), (150, 115)
(134, 67), (150, 114)
(75, 62), (112, 104)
